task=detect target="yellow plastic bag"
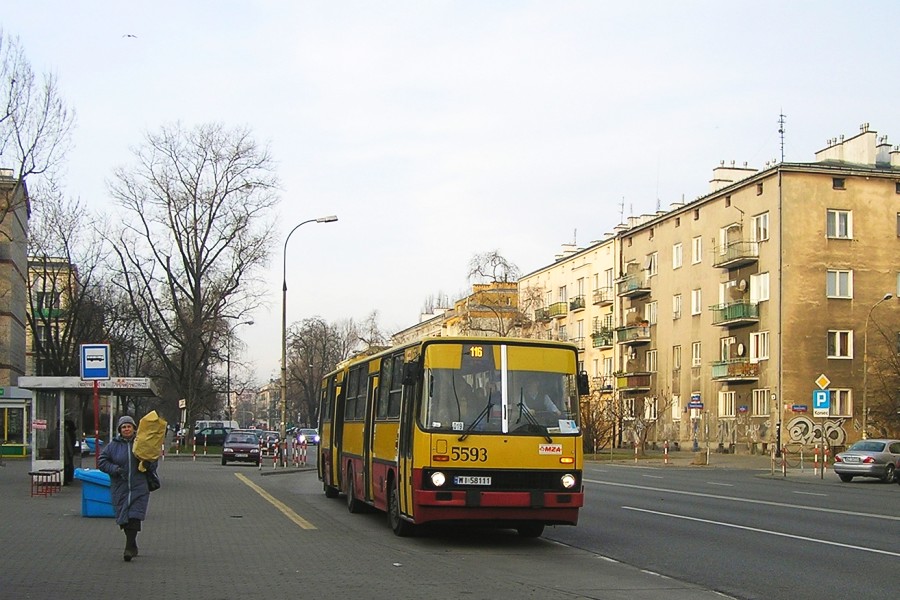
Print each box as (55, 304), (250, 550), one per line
(134, 410), (168, 470)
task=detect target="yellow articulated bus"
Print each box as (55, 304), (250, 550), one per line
(318, 336), (589, 537)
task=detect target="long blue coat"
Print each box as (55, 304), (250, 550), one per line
(98, 435), (157, 526)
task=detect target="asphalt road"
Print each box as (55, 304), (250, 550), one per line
(548, 461), (900, 600)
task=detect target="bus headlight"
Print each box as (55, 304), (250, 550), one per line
(430, 471), (446, 487)
(560, 473), (577, 489)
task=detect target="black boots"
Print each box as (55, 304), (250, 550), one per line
(124, 529), (137, 561)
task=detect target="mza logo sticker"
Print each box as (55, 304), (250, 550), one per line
(538, 444), (562, 455)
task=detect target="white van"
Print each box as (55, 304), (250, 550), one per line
(193, 419), (238, 433)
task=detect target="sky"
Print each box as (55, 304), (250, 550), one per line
(4, 1), (900, 384)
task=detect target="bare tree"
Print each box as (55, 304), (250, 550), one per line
(0, 30), (74, 230)
(287, 316), (365, 427)
(26, 182), (108, 376)
(357, 310), (387, 349)
(467, 250), (520, 284)
(106, 122), (278, 430)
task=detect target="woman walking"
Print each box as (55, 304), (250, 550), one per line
(98, 415), (158, 562)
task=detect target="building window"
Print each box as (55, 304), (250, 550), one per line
(752, 212), (769, 242)
(671, 395), (681, 421)
(692, 236), (702, 264)
(622, 398), (636, 420)
(694, 208), (700, 220)
(718, 391), (736, 418)
(832, 177), (846, 190)
(646, 350), (657, 373)
(826, 209), (852, 239)
(672, 294), (682, 320)
(756, 182), (763, 195)
(829, 389), (851, 417)
(673, 345), (682, 371)
(672, 243), (683, 269)
(645, 301), (658, 325)
(675, 217), (681, 227)
(691, 288), (702, 315)
(644, 396), (658, 421)
(752, 389), (769, 416)
(691, 342), (701, 367)
(725, 195), (731, 207)
(826, 269), (853, 298)
(750, 331), (769, 362)
(750, 272), (769, 303)
(896, 182), (900, 194)
(647, 252), (658, 277)
(827, 330), (853, 358)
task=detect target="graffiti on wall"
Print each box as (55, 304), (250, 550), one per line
(786, 416), (847, 446)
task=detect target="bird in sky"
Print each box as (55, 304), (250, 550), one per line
(123, 34), (137, 38)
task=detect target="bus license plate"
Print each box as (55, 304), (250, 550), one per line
(454, 476), (491, 485)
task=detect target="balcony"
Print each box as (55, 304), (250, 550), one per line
(710, 301), (759, 327)
(570, 336), (585, 351)
(711, 358), (759, 382)
(591, 375), (615, 391)
(615, 372), (652, 392)
(616, 275), (651, 298)
(569, 296), (586, 312)
(591, 329), (614, 349)
(534, 307), (550, 322)
(547, 302), (568, 318)
(615, 324), (651, 345)
(592, 287), (614, 306)
(712, 240), (759, 269)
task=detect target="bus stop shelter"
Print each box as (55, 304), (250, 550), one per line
(17, 376), (159, 477)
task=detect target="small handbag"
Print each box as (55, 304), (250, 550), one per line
(146, 470), (161, 492)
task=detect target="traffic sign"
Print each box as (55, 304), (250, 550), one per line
(815, 374), (830, 390)
(80, 344), (111, 380)
(813, 389), (830, 417)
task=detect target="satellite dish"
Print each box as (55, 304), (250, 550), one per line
(737, 343), (745, 356)
(738, 279), (747, 291)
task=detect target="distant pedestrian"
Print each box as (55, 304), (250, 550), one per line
(98, 415), (158, 562)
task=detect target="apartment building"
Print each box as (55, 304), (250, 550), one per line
(519, 123), (900, 453)
(25, 256), (78, 376)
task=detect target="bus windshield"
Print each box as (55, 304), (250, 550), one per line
(419, 341), (580, 435)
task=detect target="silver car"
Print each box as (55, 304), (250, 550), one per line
(833, 439), (900, 483)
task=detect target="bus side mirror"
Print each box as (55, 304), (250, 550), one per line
(577, 371), (590, 396)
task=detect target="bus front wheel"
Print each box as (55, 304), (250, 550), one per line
(345, 466), (364, 513)
(388, 481), (415, 537)
(324, 481), (340, 498)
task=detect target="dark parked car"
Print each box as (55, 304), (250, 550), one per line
(193, 427), (231, 446)
(222, 431), (261, 466)
(833, 439), (900, 482)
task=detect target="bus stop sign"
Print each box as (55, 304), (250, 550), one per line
(81, 344), (111, 380)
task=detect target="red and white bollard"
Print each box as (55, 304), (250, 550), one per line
(258, 439), (263, 470)
(781, 447), (787, 476)
(161, 442), (165, 461)
(813, 444), (820, 476)
(664, 440), (670, 465)
(823, 446), (829, 478)
(192, 436), (197, 461)
(300, 440), (308, 466)
(203, 434), (208, 456)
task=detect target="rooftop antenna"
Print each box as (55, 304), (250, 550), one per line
(619, 197), (625, 224)
(778, 112), (786, 163)
(573, 228), (577, 245)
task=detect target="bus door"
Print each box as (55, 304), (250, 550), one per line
(397, 374), (419, 518)
(332, 375), (346, 491)
(362, 369), (377, 502)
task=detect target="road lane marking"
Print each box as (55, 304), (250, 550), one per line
(585, 478), (900, 521)
(642, 475), (664, 479)
(235, 473), (316, 529)
(793, 491), (828, 497)
(706, 482), (734, 487)
(623, 506), (900, 558)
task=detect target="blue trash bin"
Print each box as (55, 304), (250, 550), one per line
(73, 468), (114, 518)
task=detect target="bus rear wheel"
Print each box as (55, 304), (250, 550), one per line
(388, 481), (414, 537)
(517, 523), (545, 538)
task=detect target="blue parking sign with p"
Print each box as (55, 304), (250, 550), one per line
(812, 389), (830, 416)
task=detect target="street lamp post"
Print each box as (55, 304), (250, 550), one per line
(862, 293), (892, 440)
(281, 215), (338, 465)
(226, 319), (254, 422)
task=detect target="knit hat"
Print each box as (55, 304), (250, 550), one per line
(117, 415), (137, 432)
